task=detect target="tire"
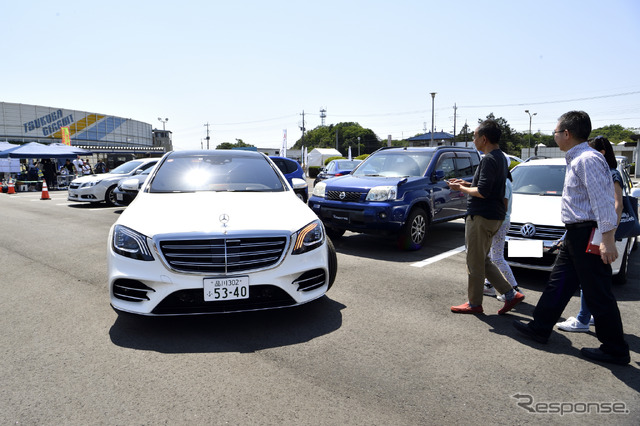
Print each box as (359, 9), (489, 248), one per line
(326, 237), (338, 290)
(104, 185), (118, 207)
(613, 241), (629, 285)
(397, 207), (428, 251)
(326, 227), (345, 240)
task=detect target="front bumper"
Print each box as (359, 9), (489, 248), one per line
(68, 185), (104, 203)
(309, 198), (407, 233)
(108, 234), (331, 316)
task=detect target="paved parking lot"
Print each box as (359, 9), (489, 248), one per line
(1, 190), (639, 424)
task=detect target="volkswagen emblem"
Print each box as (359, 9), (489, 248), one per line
(219, 213), (230, 226)
(520, 223), (536, 238)
(339, 191), (346, 200)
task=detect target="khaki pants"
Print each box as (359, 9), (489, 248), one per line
(465, 215), (513, 306)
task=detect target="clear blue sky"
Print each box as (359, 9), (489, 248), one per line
(2, 0), (639, 150)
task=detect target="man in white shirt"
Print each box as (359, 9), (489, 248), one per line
(513, 111), (629, 365)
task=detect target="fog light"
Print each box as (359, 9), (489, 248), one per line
(379, 212), (387, 219)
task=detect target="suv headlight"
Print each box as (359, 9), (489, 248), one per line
(312, 182), (326, 198)
(366, 186), (397, 201)
(112, 225), (154, 261)
(292, 220), (324, 255)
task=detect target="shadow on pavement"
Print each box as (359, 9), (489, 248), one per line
(109, 296), (345, 354)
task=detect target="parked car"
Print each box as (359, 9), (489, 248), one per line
(108, 149), (337, 316)
(314, 159), (363, 186)
(308, 146), (481, 250)
(113, 167), (154, 207)
(68, 158), (158, 206)
(269, 156), (308, 202)
(505, 158), (639, 284)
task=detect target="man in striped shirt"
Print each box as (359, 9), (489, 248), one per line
(513, 111), (629, 365)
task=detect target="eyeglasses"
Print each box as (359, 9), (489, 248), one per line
(552, 129), (566, 135)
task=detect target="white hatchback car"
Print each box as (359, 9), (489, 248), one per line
(68, 158), (158, 206)
(505, 158), (638, 284)
(108, 150), (337, 316)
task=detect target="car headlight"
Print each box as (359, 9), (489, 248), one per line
(292, 220), (324, 255)
(80, 180), (101, 188)
(312, 182), (326, 198)
(366, 186), (397, 201)
(112, 225), (154, 261)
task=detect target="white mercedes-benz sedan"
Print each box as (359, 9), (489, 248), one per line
(108, 150), (337, 316)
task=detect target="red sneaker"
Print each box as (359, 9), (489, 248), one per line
(451, 302), (483, 314)
(498, 292), (525, 315)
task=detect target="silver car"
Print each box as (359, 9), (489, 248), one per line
(68, 158), (158, 206)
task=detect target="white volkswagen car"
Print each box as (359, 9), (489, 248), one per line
(108, 150), (337, 316)
(68, 158), (158, 206)
(505, 158), (638, 284)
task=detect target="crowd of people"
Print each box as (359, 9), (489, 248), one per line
(21, 156), (107, 189)
(447, 111), (631, 366)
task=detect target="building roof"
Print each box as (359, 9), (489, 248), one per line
(407, 131), (455, 141)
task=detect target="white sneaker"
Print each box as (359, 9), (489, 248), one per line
(556, 317), (590, 332)
(497, 286), (521, 302)
(483, 284), (496, 297)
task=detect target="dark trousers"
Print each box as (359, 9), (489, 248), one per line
(529, 225), (629, 356)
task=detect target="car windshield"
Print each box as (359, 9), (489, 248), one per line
(109, 160), (146, 174)
(511, 164), (565, 195)
(352, 152), (433, 177)
(149, 153), (286, 193)
(335, 160), (361, 170)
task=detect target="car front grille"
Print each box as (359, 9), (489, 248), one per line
(507, 223), (565, 240)
(158, 237), (287, 274)
(69, 183), (80, 189)
(326, 190), (362, 202)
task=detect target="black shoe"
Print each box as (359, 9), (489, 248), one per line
(512, 320), (549, 344)
(580, 348), (630, 366)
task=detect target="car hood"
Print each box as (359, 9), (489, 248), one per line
(72, 173), (127, 184)
(510, 193), (563, 226)
(117, 191), (318, 237)
(323, 174), (416, 189)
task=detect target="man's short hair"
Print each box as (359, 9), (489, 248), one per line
(558, 111), (591, 141)
(477, 120), (501, 144)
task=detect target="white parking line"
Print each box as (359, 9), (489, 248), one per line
(411, 245), (466, 268)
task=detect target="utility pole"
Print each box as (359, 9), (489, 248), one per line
(299, 110), (306, 150)
(204, 122), (211, 149)
(452, 104), (457, 146)
(430, 92), (437, 147)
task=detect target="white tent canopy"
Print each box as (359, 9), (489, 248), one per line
(307, 148), (342, 167)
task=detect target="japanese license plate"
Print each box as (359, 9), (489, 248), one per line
(116, 193), (123, 201)
(203, 276), (249, 301)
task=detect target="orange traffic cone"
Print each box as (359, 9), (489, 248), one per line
(40, 180), (51, 200)
(7, 180), (16, 194)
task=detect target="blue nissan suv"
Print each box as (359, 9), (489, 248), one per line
(308, 146), (480, 250)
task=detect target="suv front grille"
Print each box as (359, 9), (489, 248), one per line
(326, 190), (362, 202)
(159, 237), (287, 274)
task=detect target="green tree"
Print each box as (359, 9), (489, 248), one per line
(590, 124), (636, 144)
(293, 122), (381, 156)
(216, 139), (255, 150)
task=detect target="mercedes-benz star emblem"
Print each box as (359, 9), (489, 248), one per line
(520, 223), (536, 238)
(219, 214), (230, 226)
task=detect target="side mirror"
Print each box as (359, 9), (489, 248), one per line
(121, 178), (140, 192)
(432, 170), (445, 183)
(291, 178), (308, 190)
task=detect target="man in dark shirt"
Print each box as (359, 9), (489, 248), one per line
(447, 119), (525, 315)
